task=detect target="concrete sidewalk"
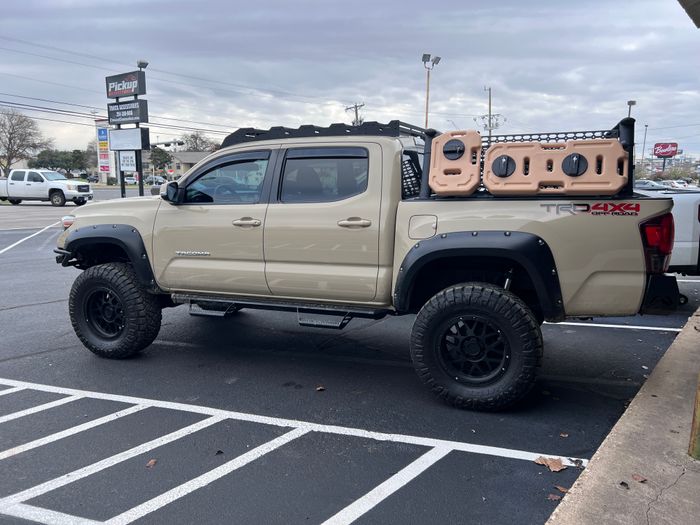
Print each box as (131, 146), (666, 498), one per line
(548, 307), (700, 525)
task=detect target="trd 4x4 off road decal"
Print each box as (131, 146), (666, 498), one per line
(540, 203), (640, 216)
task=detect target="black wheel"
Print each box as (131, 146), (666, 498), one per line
(410, 283), (542, 411)
(69, 263), (162, 358)
(74, 199), (87, 206)
(50, 191), (66, 206)
(9, 199), (21, 205)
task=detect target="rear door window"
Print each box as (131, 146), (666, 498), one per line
(279, 147), (369, 203)
(10, 171), (26, 182)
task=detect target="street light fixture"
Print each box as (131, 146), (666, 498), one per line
(627, 99), (636, 118)
(137, 59), (149, 70)
(422, 53), (441, 128)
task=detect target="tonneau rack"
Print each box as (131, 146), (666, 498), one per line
(220, 120), (425, 148)
(219, 117), (635, 199)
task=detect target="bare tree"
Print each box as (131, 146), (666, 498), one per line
(181, 131), (216, 152)
(0, 109), (52, 176)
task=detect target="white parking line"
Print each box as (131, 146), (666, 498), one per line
(0, 415), (225, 507)
(322, 447), (452, 525)
(0, 405), (148, 461)
(0, 395), (82, 424)
(104, 427), (309, 525)
(0, 386), (25, 397)
(0, 378), (588, 468)
(0, 222), (60, 255)
(0, 503), (101, 525)
(545, 321), (682, 333)
(0, 378), (590, 525)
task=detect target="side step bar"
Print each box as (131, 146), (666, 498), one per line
(173, 293), (392, 330)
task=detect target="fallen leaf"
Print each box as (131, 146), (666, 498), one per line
(559, 432), (569, 438)
(547, 494), (562, 501)
(619, 481), (629, 490)
(316, 385), (326, 392)
(535, 456), (567, 472)
(215, 450), (224, 455)
(146, 459), (157, 469)
(554, 485), (569, 494)
(632, 474), (647, 483)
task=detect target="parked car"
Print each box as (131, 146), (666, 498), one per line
(660, 180), (686, 189)
(86, 174), (99, 183)
(0, 169), (93, 206)
(637, 187), (700, 275)
(55, 118), (680, 411)
(123, 176), (137, 185)
(144, 175), (166, 185)
(634, 179), (667, 190)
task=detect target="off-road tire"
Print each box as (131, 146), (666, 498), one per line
(9, 199), (21, 205)
(410, 283), (542, 411)
(69, 263), (162, 358)
(50, 190), (66, 207)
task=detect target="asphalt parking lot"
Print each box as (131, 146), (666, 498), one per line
(0, 201), (698, 524)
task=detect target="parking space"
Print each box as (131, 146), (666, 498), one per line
(0, 205), (697, 524)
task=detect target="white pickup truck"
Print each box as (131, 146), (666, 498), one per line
(0, 169), (93, 206)
(638, 187), (700, 275)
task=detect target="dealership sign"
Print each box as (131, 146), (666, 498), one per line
(96, 125), (111, 173)
(105, 70), (146, 99)
(653, 143), (678, 158)
(107, 99), (149, 125)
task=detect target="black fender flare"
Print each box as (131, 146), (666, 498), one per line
(57, 224), (156, 288)
(393, 231), (565, 320)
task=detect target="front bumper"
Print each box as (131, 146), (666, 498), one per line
(638, 274), (680, 315)
(64, 189), (93, 200)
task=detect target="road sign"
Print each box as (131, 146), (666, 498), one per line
(653, 143), (678, 158)
(118, 151), (137, 173)
(105, 70), (146, 98)
(96, 126), (111, 174)
(107, 100), (149, 125)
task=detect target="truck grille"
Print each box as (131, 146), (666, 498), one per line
(77, 185), (90, 192)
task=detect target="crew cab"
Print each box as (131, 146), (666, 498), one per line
(0, 169), (93, 206)
(55, 118), (680, 411)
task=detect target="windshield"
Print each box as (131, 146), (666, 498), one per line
(43, 171), (67, 181)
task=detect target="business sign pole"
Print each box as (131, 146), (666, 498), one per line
(105, 69), (150, 197)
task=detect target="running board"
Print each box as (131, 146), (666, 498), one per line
(173, 293), (391, 330)
(297, 312), (354, 330)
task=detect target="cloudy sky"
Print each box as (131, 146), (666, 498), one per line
(1, 0), (698, 156)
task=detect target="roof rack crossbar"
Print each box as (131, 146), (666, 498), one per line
(221, 120), (425, 148)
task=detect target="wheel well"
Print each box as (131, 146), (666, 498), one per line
(406, 256), (543, 321)
(49, 188), (63, 195)
(73, 242), (131, 270)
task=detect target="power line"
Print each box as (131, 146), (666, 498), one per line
(0, 101), (230, 135)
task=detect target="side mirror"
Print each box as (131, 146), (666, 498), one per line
(161, 181), (183, 203)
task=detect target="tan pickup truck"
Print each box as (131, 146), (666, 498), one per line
(55, 118), (680, 410)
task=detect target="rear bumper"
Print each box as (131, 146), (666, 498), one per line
(638, 274), (680, 315)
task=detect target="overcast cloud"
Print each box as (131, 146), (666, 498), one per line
(0, 0), (698, 155)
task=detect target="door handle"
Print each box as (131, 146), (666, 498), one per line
(232, 217), (262, 227)
(337, 217), (372, 228)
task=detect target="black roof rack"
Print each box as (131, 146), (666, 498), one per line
(220, 120), (425, 149)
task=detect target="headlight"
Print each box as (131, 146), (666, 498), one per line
(66, 184), (77, 190)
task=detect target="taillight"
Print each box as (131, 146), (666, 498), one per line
(640, 212), (674, 273)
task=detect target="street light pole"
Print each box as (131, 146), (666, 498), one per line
(641, 123), (649, 174)
(422, 53), (441, 129)
(627, 99), (636, 118)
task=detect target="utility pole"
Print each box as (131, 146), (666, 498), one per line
(345, 103), (365, 126)
(474, 86), (505, 141)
